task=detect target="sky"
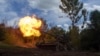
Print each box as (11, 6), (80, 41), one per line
(0, 0), (100, 30)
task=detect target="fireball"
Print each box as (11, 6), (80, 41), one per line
(18, 16), (42, 37)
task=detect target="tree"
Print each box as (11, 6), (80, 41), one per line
(69, 26), (80, 50)
(47, 26), (70, 51)
(89, 10), (100, 50)
(59, 0), (87, 50)
(80, 10), (100, 51)
(0, 24), (6, 41)
(90, 10), (100, 30)
(59, 0), (87, 28)
(80, 29), (95, 50)
(43, 26), (65, 44)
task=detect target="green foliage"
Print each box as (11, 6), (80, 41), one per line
(45, 26), (67, 43)
(69, 26), (80, 50)
(0, 24), (6, 41)
(90, 10), (100, 29)
(80, 10), (100, 51)
(60, 0), (87, 27)
(39, 26), (69, 45)
(59, 0), (87, 50)
(47, 26), (71, 51)
(48, 26), (66, 36)
(80, 29), (95, 50)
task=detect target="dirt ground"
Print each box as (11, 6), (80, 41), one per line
(0, 48), (100, 56)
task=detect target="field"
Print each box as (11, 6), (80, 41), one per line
(0, 42), (100, 56)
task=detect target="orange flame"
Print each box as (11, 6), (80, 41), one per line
(18, 16), (42, 37)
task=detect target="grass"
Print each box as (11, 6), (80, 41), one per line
(0, 42), (18, 49)
(0, 42), (99, 56)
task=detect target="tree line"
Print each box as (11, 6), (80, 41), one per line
(0, 0), (100, 51)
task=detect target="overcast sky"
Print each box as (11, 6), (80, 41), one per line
(0, 0), (100, 30)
